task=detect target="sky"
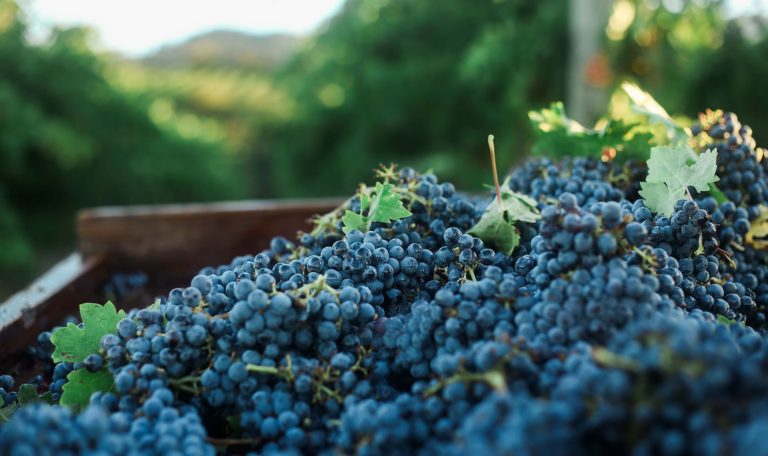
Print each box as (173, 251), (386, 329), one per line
(23, 0), (768, 57)
(25, 0), (345, 56)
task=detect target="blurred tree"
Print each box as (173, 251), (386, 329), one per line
(266, 0), (569, 197)
(0, 0), (247, 292)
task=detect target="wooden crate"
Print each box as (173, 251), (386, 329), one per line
(0, 198), (341, 367)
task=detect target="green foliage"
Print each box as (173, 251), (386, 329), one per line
(469, 179), (540, 255)
(0, 1), (248, 293)
(529, 101), (654, 161)
(639, 146), (719, 215)
(51, 302), (126, 363)
(60, 369), (114, 409)
(267, 0), (569, 196)
(342, 182), (412, 234)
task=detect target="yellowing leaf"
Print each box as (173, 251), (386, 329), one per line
(746, 204), (768, 250)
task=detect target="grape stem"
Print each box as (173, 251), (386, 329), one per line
(488, 135), (503, 214)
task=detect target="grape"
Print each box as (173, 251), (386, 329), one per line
(4, 159), (768, 456)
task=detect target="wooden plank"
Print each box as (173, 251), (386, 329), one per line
(0, 253), (107, 362)
(77, 198), (343, 282)
(0, 199), (344, 375)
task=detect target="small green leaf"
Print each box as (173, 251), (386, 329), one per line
(17, 384), (38, 405)
(147, 299), (162, 311)
(717, 315), (737, 326)
(60, 369), (114, 408)
(368, 182), (412, 223)
(0, 402), (18, 422)
(708, 183), (728, 204)
(469, 215), (521, 256)
(341, 210), (367, 234)
(469, 180), (540, 255)
(51, 302), (127, 363)
(40, 391), (54, 405)
(341, 182), (412, 234)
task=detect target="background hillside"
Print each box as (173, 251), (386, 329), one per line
(140, 30), (302, 68)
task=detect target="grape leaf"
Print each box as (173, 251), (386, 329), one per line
(469, 179), (541, 254)
(746, 205), (768, 250)
(51, 302), (126, 363)
(717, 315), (737, 326)
(60, 368), (114, 408)
(639, 146), (719, 216)
(0, 401), (17, 423)
(17, 384), (38, 405)
(639, 181), (686, 217)
(529, 102), (654, 162)
(621, 82), (690, 145)
(342, 182), (412, 234)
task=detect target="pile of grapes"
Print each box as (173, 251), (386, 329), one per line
(2, 107), (768, 456)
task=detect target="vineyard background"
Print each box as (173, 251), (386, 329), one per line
(2, 0), (768, 296)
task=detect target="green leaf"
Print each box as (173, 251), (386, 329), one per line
(470, 215), (521, 256)
(620, 82), (690, 145)
(17, 384), (38, 405)
(51, 301), (127, 363)
(341, 182), (412, 234)
(640, 146), (719, 216)
(529, 102), (655, 162)
(469, 179), (540, 255)
(717, 315), (737, 326)
(60, 369), (114, 408)
(341, 210), (367, 234)
(708, 183), (728, 204)
(0, 402), (17, 422)
(368, 182), (412, 223)
(639, 181), (686, 217)
(645, 147), (718, 193)
(147, 299), (162, 311)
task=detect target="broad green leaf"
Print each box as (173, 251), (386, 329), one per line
(640, 146), (719, 216)
(621, 82), (690, 145)
(529, 102), (656, 162)
(639, 181), (686, 217)
(17, 384), (38, 405)
(51, 301), (127, 363)
(60, 369), (114, 408)
(645, 146), (718, 193)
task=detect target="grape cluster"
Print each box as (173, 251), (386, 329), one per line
(2, 120), (768, 456)
(692, 110), (768, 207)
